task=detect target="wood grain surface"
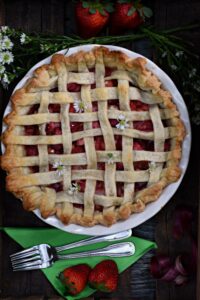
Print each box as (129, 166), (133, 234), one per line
(0, 1), (199, 300)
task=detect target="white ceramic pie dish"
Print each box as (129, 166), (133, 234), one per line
(1, 44), (191, 236)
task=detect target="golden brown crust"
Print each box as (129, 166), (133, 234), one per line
(1, 46), (186, 227)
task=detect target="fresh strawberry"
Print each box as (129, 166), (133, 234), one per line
(59, 264), (91, 295)
(89, 260), (118, 292)
(75, 1), (114, 38)
(110, 0), (153, 35)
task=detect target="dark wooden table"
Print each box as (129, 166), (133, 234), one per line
(0, 1), (200, 300)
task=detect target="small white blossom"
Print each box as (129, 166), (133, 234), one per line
(2, 36), (13, 50)
(67, 182), (80, 195)
(40, 43), (50, 52)
(53, 160), (66, 177)
(0, 65), (5, 74)
(161, 51), (167, 58)
(189, 68), (197, 78)
(0, 51), (14, 64)
(20, 33), (28, 44)
(73, 100), (86, 113)
(116, 114), (129, 131)
(0, 26), (9, 33)
(107, 153), (116, 164)
(171, 64), (177, 71)
(175, 51), (184, 57)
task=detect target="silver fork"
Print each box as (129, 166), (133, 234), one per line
(11, 242), (135, 271)
(10, 230), (132, 270)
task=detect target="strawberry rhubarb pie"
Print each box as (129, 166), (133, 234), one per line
(1, 47), (185, 226)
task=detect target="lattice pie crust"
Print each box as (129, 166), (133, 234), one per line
(1, 47), (185, 227)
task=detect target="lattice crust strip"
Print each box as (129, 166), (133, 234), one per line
(1, 46), (185, 227)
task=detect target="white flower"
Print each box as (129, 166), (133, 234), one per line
(0, 26), (9, 33)
(189, 68), (197, 78)
(53, 160), (66, 177)
(20, 33), (28, 44)
(73, 100), (86, 113)
(116, 114), (129, 131)
(107, 153), (115, 164)
(161, 51), (167, 58)
(175, 51), (184, 57)
(2, 73), (9, 84)
(67, 182), (80, 195)
(171, 64), (177, 71)
(2, 36), (13, 50)
(0, 51), (14, 64)
(0, 65), (5, 74)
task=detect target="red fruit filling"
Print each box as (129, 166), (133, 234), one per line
(115, 135), (122, 150)
(97, 162), (105, 170)
(130, 100), (149, 111)
(116, 162), (124, 170)
(135, 182), (147, 192)
(133, 120), (153, 132)
(50, 88), (58, 92)
(28, 104), (39, 114)
(67, 83), (81, 92)
(134, 161), (149, 170)
(92, 121), (100, 129)
(165, 139), (171, 151)
(108, 99), (120, 109)
(25, 145), (38, 156)
(117, 182), (124, 197)
(94, 136), (105, 150)
(48, 144), (63, 154)
(70, 122), (83, 133)
(105, 79), (117, 87)
(69, 103), (75, 112)
(48, 104), (60, 113)
(133, 139), (154, 151)
(24, 125), (39, 135)
(110, 119), (118, 127)
(72, 142), (85, 153)
(48, 182), (63, 192)
(46, 122), (62, 135)
(30, 166), (39, 173)
(92, 101), (98, 112)
(95, 181), (105, 195)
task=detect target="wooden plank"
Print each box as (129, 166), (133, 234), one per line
(41, 0), (65, 34)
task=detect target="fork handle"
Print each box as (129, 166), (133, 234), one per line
(56, 242), (135, 260)
(55, 229), (132, 252)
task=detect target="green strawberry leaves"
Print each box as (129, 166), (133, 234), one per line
(142, 7), (153, 18)
(127, 6), (136, 16)
(82, 0), (114, 16)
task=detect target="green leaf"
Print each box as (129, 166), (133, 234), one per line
(99, 7), (106, 16)
(127, 6), (136, 16)
(82, 1), (89, 8)
(142, 7), (153, 18)
(118, 0), (131, 3)
(105, 3), (114, 13)
(89, 8), (96, 14)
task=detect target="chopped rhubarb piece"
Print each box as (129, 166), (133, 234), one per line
(49, 182), (63, 192)
(133, 120), (153, 132)
(95, 181), (105, 195)
(116, 162), (124, 170)
(67, 83), (81, 92)
(92, 101), (98, 112)
(25, 145), (38, 156)
(105, 79), (117, 87)
(70, 122), (83, 133)
(117, 182), (124, 197)
(48, 144), (63, 154)
(92, 121), (100, 128)
(135, 182), (147, 192)
(24, 125), (39, 136)
(46, 122), (62, 135)
(72, 143), (85, 153)
(28, 104), (39, 114)
(97, 162), (105, 170)
(94, 136), (105, 150)
(30, 166), (39, 173)
(110, 119), (118, 127)
(133, 139), (146, 150)
(95, 204), (103, 212)
(76, 138), (84, 146)
(48, 104), (60, 113)
(69, 103), (76, 113)
(134, 161), (149, 170)
(165, 139), (171, 151)
(130, 100), (149, 111)
(115, 135), (122, 150)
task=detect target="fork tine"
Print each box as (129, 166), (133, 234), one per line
(11, 255), (41, 266)
(12, 259), (42, 270)
(10, 246), (38, 259)
(11, 250), (40, 262)
(13, 264), (43, 272)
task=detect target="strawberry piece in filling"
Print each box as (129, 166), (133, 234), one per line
(94, 136), (105, 150)
(48, 144), (63, 154)
(164, 139), (171, 151)
(114, 135), (122, 150)
(133, 120), (153, 132)
(67, 83), (81, 92)
(48, 182), (63, 192)
(134, 161), (149, 170)
(24, 125), (39, 135)
(117, 182), (124, 197)
(28, 104), (39, 114)
(46, 122), (62, 135)
(48, 104), (60, 113)
(95, 181), (105, 195)
(135, 182), (147, 192)
(72, 142), (85, 153)
(70, 122), (83, 133)
(130, 100), (149, 111)
(25, 145), (38, 156)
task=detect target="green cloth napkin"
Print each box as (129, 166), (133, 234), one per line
(2, 227), (156, 300)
